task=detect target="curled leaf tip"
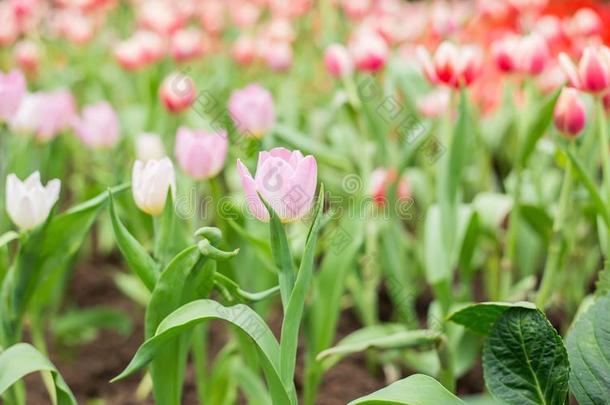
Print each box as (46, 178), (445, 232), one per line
(197, 239), (239, 261)
(195, 226), (223, 245)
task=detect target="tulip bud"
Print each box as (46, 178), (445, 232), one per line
(228, 84), (275, 138)
(369, 168), (410, 206)
(135, 132), (166, 161)
(174, 126), (228, 180)
(0, 69), (26, 121)
(554, 88), (586, 138)
(5, 171), (60, 231)
(72, 101), (120, 149)
(132, 157), (176, 216)
(159, 71), (196, 113)
(237, 147), (317, 222)
(324, 43), (353, 78)
(348, 29), (388, 73)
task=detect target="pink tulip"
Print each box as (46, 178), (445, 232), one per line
(228, 84), (275, 138)
(0, 69), (26, 121)
(230, 1), (260, 28)
(560, 46), (610, 93)
(237, 147), (317, 222)
(508, 0), (547, 14)
(491, 35), (520, 73)
(348, 28), (388, 73)
(519, 33), (550, 75)
(534, 15), (564, 46)
(14, 40), (40, 74)
(174, 126), (228, 180)
(0, 3), (19, 46)
(263, 41), (293, 71)
(554, 88), (586, 138)
(170, 28), (206, 62)
(369, 168), (410, 207)
(11, 90), (74, 142)
(199, 0), (225, 35)
(324, 43), (353, 78)
(114, 30), (165, 70)
(72, 101), (120, 149)
(232, 35), (256, 65)
(564, 8), (602, 39)
(417, 88), (450, 118)
(54, 9), (95, 45)
(137, 0), (185, 36)
(159, 71), (196, 113)
(417, 42), (482, 88)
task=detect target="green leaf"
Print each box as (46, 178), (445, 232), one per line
(317, 324), (442, 368)
(108, 191), (158, 291)
(448, 301), (536, 335)
(563, 147), (610, 228)
(0, 343), (76, 405)
(566, 293), (610, 404)
(0, 231), (18, 250)
(516, 88), (560, 167)
(52, 307), (133, 345)
(520, 205), (553, 244)
(279, 186), (324, 386)
(259, 194), (295, 310)
(113, 299), (296, 405)
(483, 307), (569, 405)
(154, 192), (189, 267)
(348, 374), (465, 405)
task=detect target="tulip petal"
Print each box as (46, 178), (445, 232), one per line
(237, 159), (268, 221)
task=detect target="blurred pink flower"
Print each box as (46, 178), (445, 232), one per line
(170, 28), (206, 62)
(349, 28), (388, 73)
(263, 41), (293, 71)
(199, 0), (225, 35)
(114, 30), (165, 70)
(229, 0), (260, 28)
(237, 147), (317, 222)
(0, 69), (26, 121)
(369, 168), (410, 207)
(54, 9), (95, 45)
(14, 40), (40, 74)
(491, 34), (520, 73)
(228, 84), (275, 138)
(417, 88), (450, 118)
(174, 126), (228, 180)
(159, 71), (196, 114)
(560, 45), (610, 93)
(138, 0), (185, 36)
(0, 3), (19, 46)
(232, 35), (256, 65)
(519, 33), (550, 75)
(563, 8), (602, 39)
(11, 90), (75, 142)
(72, 101), (120, 149)
(417, 42), (482, 88)
(554, 87), (586, 138)
(324, 43), (353, 78)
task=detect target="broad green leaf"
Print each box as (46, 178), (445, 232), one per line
(516, 88), (560, 167)
(108, 191), (158, 291)
(260, 194), (295, 310)
(0, 343), (76, 405)
(113, 299), (296, 405)
(154, 193), (189, 267)
(348, 374), (465, 405)
(448, 301), (536, 335)
(316, 324), (442, 368)
(483, 307), (569, 405)
(566, 293), (610, 404)
(279, 186), (324, 387)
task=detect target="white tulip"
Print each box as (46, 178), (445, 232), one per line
(135, 132), (166, 161)
(132, 157), (175, 216)
(5, 171), (61, 231)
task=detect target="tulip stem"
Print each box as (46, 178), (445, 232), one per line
(596, 98), (610, 203)
(536, 145), (574, 308)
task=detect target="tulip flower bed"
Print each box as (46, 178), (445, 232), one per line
(4, 0), (610, 404)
